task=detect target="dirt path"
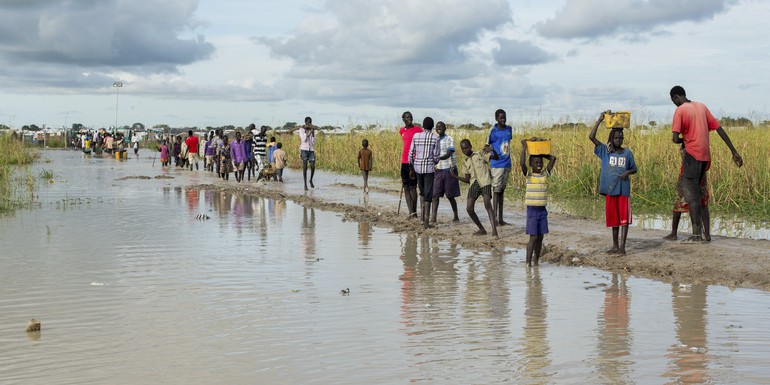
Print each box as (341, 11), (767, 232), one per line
(190, 174), (770, 291)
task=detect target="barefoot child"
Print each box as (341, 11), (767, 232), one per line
(273, 142), (287, 182)
(520, 138), (556, 266)
(589, 111), (638, 255)
(450, 139), (499, 238)
(358, 139), (373, 192)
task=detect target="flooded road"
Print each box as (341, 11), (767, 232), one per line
(1, 150), (770, 384)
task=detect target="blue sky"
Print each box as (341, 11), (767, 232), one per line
(0, 0), (767, 129)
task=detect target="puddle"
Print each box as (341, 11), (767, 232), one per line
(1, 150), (769, 384)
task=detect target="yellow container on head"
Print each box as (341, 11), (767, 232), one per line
(604, 111), (631, 129)
(526, 139), (551, 155)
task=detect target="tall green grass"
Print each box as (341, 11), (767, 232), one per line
(0, 134), (38, 214)
(275, 124), (770, 218)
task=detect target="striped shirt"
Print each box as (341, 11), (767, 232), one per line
(253, 134), (267, 157)
(436, 134), (456, 170)
(525, 171), (550, 206)
(408, 131), (440, 174)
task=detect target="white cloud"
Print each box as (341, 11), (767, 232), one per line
(258, 0), (512, 79)
(493, 39), (555, 66)
(536, 0), (733, 39)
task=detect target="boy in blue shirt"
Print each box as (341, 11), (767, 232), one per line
(519, 138), (556, 266)
(589, 111), (638, 255)
(487, 109), (514, 226)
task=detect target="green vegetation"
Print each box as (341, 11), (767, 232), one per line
(276, 122), (770, 219)
(39, 169), (54, 179)
(0, 134), (38, 214)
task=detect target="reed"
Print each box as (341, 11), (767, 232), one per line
(274, 124), (770, 217)
(0, 135), (38, 166)
(39, 169), (54, 179)
(0, 134), (38, 213)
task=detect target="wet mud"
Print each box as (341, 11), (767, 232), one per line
(190, 180), (770, 291)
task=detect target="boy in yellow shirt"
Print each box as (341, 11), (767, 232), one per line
(519, 138), (556, 266)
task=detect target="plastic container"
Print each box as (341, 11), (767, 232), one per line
(604, 111), (630, 129)
(526, 139), (551, 155)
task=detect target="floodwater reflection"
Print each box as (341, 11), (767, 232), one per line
(520, 268), (552, 384)
(2, 150), (770, 384)
(665, 284), (709, 384)
(597, 274), (632, 385)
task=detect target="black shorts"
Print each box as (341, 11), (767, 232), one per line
(401, 163), (417, 188)
(416, 172), (434, 201)
(682, 152), (708, 203)
(468, 181), (492, 201)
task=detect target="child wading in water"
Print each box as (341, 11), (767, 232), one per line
(519, 138), (556, 266)
(589, 111), (638, 255)
(358, 139), (373, 193)
(450, 139), (499, 238)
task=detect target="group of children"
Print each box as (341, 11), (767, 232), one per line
(386, 108), (639, 267)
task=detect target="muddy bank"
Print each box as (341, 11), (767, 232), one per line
(190, 179), (770, 291)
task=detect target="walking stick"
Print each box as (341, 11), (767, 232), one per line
(397, 185), (404, 215)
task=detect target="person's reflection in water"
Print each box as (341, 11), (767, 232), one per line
(249, 196), (268, 239)
(217, 191), (232, 227)
(398, 234), (418, 329)
(357, 221), (371, 248)
(300, 207), (316, 260)
(664, 283), (709, 384)
(162, 187), (172, 204)
(484, 250), (511, 321)
(520, 267), (552, 384)
(597, 273), (632, 385)
(231, 193), (246, 235)
(174, 186), (183, 204)
(204, 189), (215, 209)
(185, 188), (199, 214)
(273, 199), (286, 226)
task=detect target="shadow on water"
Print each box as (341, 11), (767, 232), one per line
(1, 150), (770, 384)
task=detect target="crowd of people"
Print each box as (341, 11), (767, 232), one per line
(156, 120), (307, 185)
(148, 85), (743, 266)
(74, 129), (138, 155)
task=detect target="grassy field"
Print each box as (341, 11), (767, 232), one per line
(274, 124), (770, 218)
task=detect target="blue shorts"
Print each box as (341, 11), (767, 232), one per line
(433, 168), (461, 198)
(300, 150), (315, 163)
(526, 206), (549, 235)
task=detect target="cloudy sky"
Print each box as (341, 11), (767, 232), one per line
(0, 0), (767, 129)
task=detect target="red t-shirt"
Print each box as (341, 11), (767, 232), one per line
(185, 136), (200, 154)
(671, 101), (720, 161)
(399, 126), (423, 164)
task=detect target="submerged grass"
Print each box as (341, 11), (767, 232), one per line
(0, 135), (38, 214)
(275, 124), (770, 219)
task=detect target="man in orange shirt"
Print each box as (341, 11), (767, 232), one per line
(670, 85), (743, 242)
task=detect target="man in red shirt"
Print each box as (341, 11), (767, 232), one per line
(399, 111), (422, 218)
(670, 85), (743, 242)
(185, 130), (200, 171)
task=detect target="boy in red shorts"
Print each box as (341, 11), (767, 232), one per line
(590, 111), (638, 255)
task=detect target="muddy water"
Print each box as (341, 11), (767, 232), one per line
(1, 150), (770, 384)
